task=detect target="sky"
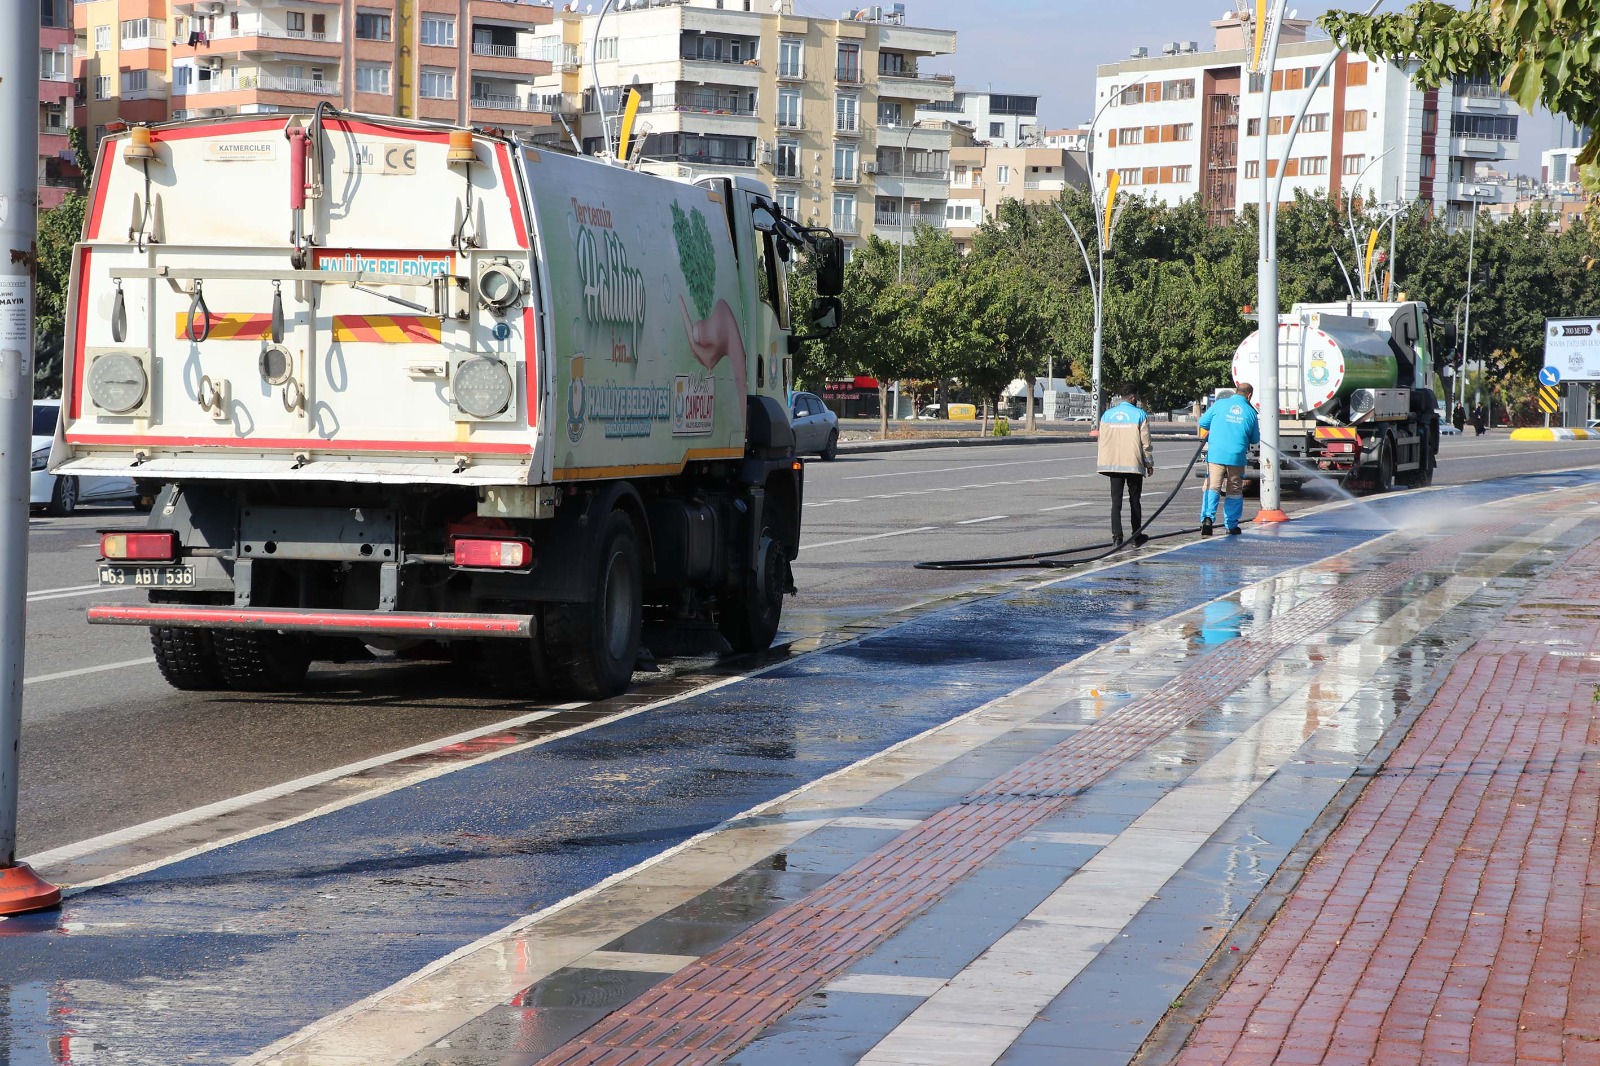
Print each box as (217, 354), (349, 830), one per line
(791, 0), (1564, 175)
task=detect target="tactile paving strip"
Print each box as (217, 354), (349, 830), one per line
(532, 518), (1523, 1066)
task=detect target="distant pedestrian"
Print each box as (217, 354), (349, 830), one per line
(1452, 404), (1466, 433)
(1472, 404), (1488, 436)
(1097, 384), (1154, 548)
(1197, 382), (1260, 536)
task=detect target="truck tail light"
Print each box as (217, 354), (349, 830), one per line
(101, 531), (177, 561)
(453, 538), (531, 569)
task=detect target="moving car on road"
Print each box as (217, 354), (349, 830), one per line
(790, 392), (839, 460)
(31, 400), (139, 515)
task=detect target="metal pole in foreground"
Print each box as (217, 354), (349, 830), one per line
(0, 13), (61, 914)
(1253, 0), (1291, 523)
(1460, 193), (1480, 414)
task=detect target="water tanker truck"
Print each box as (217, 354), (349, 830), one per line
(55, 112), (845, 698)
(1232, 301), (1442, 493)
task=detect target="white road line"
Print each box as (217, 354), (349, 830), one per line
(1038, 503), (1091, 513)
(841, 453), (1092, 481)
(26, 583), (100, 599)
(957, 515), (1008, 525)
(25, 657), (154, 686)
(799, 526), (938, 551)
(27, 586), (136, 603)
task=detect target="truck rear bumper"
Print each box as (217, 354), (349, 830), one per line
(86, 604), (532, 639)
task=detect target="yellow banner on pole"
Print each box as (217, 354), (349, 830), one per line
(617, 88), (642, 162)
(1102, 171), (1120, 246)
(1252, 0), (1267, 72)
(1364, 227), (1380, 291)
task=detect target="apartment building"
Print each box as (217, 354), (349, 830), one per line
(944, 146), (1088, 252)
(524, 0), (957, 248)
(1093, 13), (1524, 228)
(1039, 128), (1089, 151)
(73, 0), (556, 148)
(916, 88), (1038, 147)
(40, 0), (78, 208)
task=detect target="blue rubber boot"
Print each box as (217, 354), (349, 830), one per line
(1223, 493), (1244, 533)
(1201, 490), (1219, 536)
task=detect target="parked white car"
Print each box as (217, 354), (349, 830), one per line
(31, 400), (142, 515)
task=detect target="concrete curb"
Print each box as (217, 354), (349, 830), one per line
(838, 428), (1200, 455)
(1508, 427), (1599, 441)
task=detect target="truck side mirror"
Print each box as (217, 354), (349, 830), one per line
(809, 296), (841, 332)
(815, 237), (846, 297)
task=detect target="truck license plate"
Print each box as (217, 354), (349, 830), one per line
(99, 565), (196, 588)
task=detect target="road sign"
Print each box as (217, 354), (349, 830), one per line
(1546, 317), (1600, 380)
(1539, 365), (1561, 387)
(1538, 385), (1560, 414)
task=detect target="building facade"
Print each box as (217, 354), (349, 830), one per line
(73, 0), (556, 148)
(1093, 13), (1522, 228)
(944, 145), (1088, 251)
(40, 0), (77, 208)
(524, 0), (957, 248)
(916, 88), (1038, 147)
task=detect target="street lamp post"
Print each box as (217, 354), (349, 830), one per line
(1459, 188), (1483, 412)
(886, 122), (914, 280)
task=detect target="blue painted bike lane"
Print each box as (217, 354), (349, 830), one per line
(0, 474), (1583, 1063)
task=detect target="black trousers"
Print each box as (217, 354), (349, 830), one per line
(1107, 473), (1143, 542)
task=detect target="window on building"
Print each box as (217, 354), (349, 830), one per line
(39, 48), (68, 80)
(596, 37), (618, 61)
(1248, 71), (1265, 92)
(990, 122), (1004, 138)
(420, 68), (454, 99)
(1342, 153), (1365, 175)
(286, 11), (306, 34)
(834, 143), (857, 182)
(1162, 79), (1195, 100)
(1450, 113), (1519, 139)
(121, 69), (148, 93)
(1171, 123), (1194, 141)
(945, 203), (976, 223)
(1422, 110), (1438, 135)
(1300, 156), (1327, 175)
(835, 92), (858, 132)
(94, 24), (109, 50)
(420, 16), (455, 47)
(1345, 61), (1368, 86)
(777, 189), (798, 216)
(1246, 117), (1260, 136)
(832, 192), (857, 230)
(1420, 154), (1436, 178)
(313, 14), (326, 38)
(1173, 165), (1192, 182)
(996, 164), (1010, 183)
(356, 62), (391, 94)
(1118, 126), (1143, 145)
(1117, 166), (1140, 184)
(1304, 113), (1328, 133)
(836, 41), (860, 81)
(1116, 84), (1142, 106)
(951, 164), (968, 186)
(121, 18), (162, 42)
(1344, 110), (1368, 132)
(93, 75), (110, 99)
(174, 65), (193, 91)
(878, 101), (902, 125)
(879, 51), (907, 74)
(775, 138), (800, 178)
(777, 88), (801, 128)
(93, 124), (108, 143)
(355, 12), (391, 41)
(778, 37), (802, 78)
(1243, 160), (1260, 179)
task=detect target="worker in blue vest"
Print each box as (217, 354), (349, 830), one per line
(1197, 382), (1260, 536)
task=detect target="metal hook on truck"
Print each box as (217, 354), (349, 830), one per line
(58, 111), (846, 700)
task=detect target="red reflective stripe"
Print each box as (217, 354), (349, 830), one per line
(65, 432), (532, 455)
(498, 144), (528, 249)
(87, 604), (530, 635)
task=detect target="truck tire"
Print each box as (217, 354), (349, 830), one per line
(149, 626), (225, 691)
(543, 510), (642, 700)
(479, 620), (553, 699)
(1373, 437), (1396, 493)
(718, 523), (785, 654)
(212, 630), (312, 692)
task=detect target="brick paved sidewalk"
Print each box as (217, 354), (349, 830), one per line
(1170, 539), (1600, 1066)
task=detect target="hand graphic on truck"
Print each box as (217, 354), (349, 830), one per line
(680, 296), (748, 420)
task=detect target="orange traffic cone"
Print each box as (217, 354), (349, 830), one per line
(0, 863), (61, 915)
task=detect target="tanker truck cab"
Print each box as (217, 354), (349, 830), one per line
(59, 113), (845, 700)
(1233, 300), (1441, 494)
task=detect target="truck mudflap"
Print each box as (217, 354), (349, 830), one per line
(86, 604), (531, 639)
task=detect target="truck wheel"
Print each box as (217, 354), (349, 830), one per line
(47, 476), (77, 517)
(543, 511), (642, 700)
(820, 430), (839, 461)
(718, 524), (785, 654)
(212, 630), (311, 692)
(1373, 439), (1396, 493)
(149, 626), (225, 691)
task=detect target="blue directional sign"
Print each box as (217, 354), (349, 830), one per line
(1539, 365), (1561, 387)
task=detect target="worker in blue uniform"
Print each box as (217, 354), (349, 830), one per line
(1196, 383), (1260, 536)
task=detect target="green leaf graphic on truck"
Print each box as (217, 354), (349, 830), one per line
(673, 201), (749, 414)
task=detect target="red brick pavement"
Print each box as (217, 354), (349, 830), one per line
(1173, 537), (1600, 1066)
(533, 520), (1525, 1066)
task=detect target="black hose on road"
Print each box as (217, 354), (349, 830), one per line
(913, 439), (1208, 571)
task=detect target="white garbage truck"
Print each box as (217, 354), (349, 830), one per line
(57, 112), (845, 698)
(1232, 300), (1443, 492)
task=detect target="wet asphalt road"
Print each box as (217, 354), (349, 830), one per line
(15, 429), (1599, 857)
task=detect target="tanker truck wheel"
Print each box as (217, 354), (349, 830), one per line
(1368, 437), (1396, 493)
(542, 510), (642, 700)
(212, 630), (312, 692)
(149, 626), (226, 691)
(718, 524), (785, 654)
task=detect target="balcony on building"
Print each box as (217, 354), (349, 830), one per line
(871, 204), (946, 244)
(471, 23), (554, 76)
(469, 0), (555, 27)
(641, 84), (759, 137)
(873, 146), (949, 200)
(173, 3), (343, 62)
(637, 131), (756, 174)
(876, 54), (956, 104)
(40, 44), (73, 105)
(679, 31), (762, 86)
(1450, 113), (1519, 161)
(471, 77), (558, 124)
(172, 61), (340, 110)
(1452, 75), (1516, 111)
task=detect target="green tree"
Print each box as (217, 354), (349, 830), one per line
(34, 192), (86, 398)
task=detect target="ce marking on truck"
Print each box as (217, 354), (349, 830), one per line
(349, 143), (418, 176)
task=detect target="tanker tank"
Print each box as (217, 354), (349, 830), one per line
(1232, 317), (1399, 416)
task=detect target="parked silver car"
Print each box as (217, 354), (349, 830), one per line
(30, 400), (142, 515)
(789, 392), (840, 461)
